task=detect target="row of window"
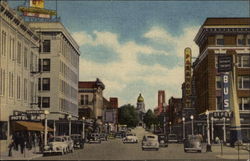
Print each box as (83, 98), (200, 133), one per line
(60, 79), (77, 99)
(216, 75), (250, 89)
(215, 54), (250, 68)
(216, 35), (250, 46)
(0, 30), (39, 71)
(0, 68), (36, 102)
(60, 61), (78, 84)
(216, 97), (250, 111)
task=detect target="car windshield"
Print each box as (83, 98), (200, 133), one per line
(188, 135), (201, 141)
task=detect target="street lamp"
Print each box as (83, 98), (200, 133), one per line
(82, 117), (85, 140)
(44, 110), (50, 146)
(190, 115), (194, 135)
(169, 122), (172, 134)
(182, 117), (185, 140)
(211, 116), (214, 143)
(68, 115), (72, 136)
(206, 110), (212, 152)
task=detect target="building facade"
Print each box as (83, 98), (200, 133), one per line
(28, 22), (80, 121)
(78, 78), (105, 120)
(193, 18), (250, 142)
(136, 93), (146, 126)
(0, 1), (40, 153)
(154, 90), (165, 116)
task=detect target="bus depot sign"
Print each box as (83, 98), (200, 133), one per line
(222, 73), (230, 110)
(213, 111), (232, 118)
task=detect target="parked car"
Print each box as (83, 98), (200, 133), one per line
(115, 131), (126, 139)
(43, 136), (68, 155)
(123, 133), (138, 143)
(99, 133), (108, 141)
(142, 134), (159, 151)
(168, 134), (178, 143)
(88, 133), (101, 143)
(63, 136), (74, 152)
(158, 134), (168, 147)
(70, 134), (84, 149)
(184, 135), (202, 153)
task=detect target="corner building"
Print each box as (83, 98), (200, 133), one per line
(193, 18), (250, 142)
(0, 1), (40, 153)
(28, 22), (80, 120)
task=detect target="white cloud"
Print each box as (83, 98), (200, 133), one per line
(75, 25), (199, 109)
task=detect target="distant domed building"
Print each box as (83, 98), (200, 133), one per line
(136, 93), (146, 126)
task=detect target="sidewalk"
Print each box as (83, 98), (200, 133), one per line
(0, 146), (43, 160)
(212, 144), (250, 160)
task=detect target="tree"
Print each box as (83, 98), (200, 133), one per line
(118, 104), (139, 128)
(143, 109), (156, 129)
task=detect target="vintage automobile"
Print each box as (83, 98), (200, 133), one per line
(168, 134), (178, 143)
(88, 133), (101, 143)
(115, 131), (126, 139)
(158, 134), (168, 147)
(142, 134), (159, 151)
(43, 136), (68, 155)
(184, 135), (202, 153)
(70, 134), (84, 149)
(99, 133), (108, 141)
(122, 133), (138, 143)
(63, 136), (74, 152)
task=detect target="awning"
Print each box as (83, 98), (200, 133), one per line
(13, 121), (53, 132)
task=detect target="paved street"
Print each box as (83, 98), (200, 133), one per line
(34, 127), (250, 160)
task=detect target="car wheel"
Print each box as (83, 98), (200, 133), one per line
(184, 149), (187, 153)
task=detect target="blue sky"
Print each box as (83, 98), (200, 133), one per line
(10, 0), (249, 110)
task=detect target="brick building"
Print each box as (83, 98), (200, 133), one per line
(193, 18), (250, 142)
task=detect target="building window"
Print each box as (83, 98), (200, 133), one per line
(42, 40), (51, 52)
(17, 76), (21, 99)
(0, 121), (7, 140)
(30, 52), (34, 71)
(17, 42), (22, 64)
(237, 54), (250, 68)
(216, 96), (223, 110)
(42, 78), (50, 91)
(237, 35), (245, 46)
(216, 76), (222, 89)
(24, 78), (28, 101)
(42, 59), (50, 71)
(0, 69), (5, 96)
(238, 76), (250, 89)
(41, 97), (50, 108)
(1, 31), (6, 56)
(38, 97), (41, 108)
(24, 47), (28, 69)
(80, 95), (89, 105)
(248, 39), (250, 45)
(239, 97), (250, 110)
(216, 39), (224, 46)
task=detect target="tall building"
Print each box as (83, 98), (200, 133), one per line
(193, 18), (250, 142)
(78, 78), (105, 120)
(0, 1), (40, 153)
(28, 22), (80, 121)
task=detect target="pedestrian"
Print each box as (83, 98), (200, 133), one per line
(13, 132), (19, 151)
(19, 133), (25, 154)
(8, 135), (14, 157)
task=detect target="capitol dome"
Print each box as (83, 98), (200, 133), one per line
(137, 93), (144, 102)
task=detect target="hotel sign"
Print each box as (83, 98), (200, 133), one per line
(218, 55), (232, 73)
(184, 48), (192, 108)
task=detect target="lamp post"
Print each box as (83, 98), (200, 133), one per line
(211, 116), (214, 143)
(169, 122), (172, 134)
(182, 117), (185, 140)
(68, 115), (72, 136)
(82, 117), (85, 140)
(44, 110), (50, 146)
(223, 117), (226, 143)
(206, 110), (212, 152)
(190, 115), (194, 135)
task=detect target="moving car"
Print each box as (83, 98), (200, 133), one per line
(70, 134), (84, 149)
(63, 136), (74, 152)
(184, 135), (202, 153)
(142, 134), (159, 151)
(123, 133), (138, 143)
(168, 134), (178, 143)
(88, 133), (101, 143)
(158, 134), (168, 147)
(43, 136), (68, 155)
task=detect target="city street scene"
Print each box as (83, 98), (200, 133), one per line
(0, 0), (250, 160)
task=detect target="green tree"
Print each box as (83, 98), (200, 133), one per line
(143, 109), (157, 129)
(118, 104), (139, 128)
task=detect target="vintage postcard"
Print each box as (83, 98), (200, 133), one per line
(0, 0), (249, 160)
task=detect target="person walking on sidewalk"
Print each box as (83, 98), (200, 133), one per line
(19, 133), (25, 154)
(8, 134), (14, 157)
